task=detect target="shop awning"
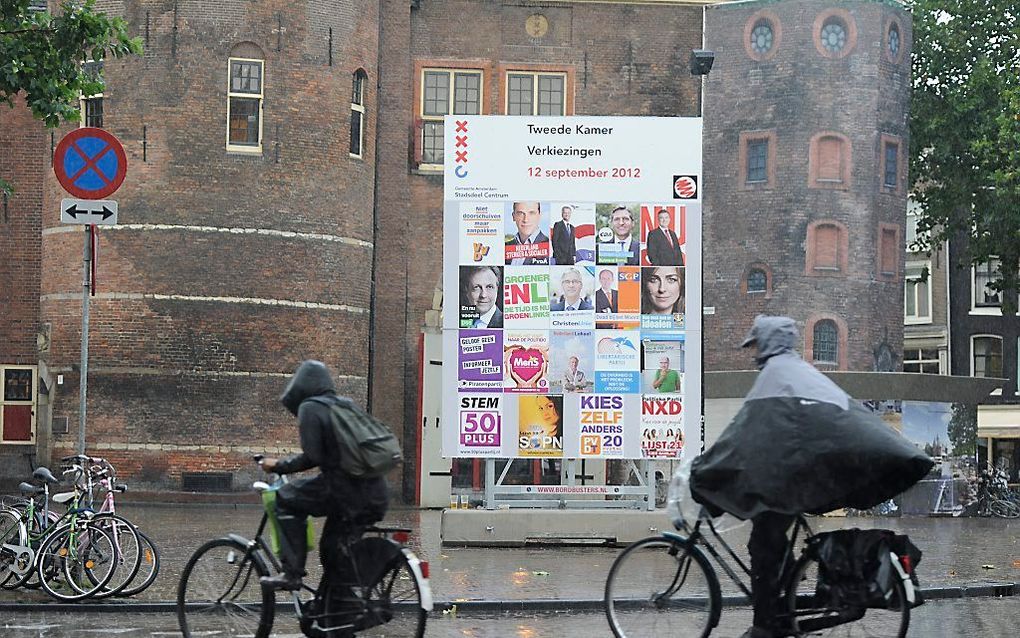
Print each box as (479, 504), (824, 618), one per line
(978, 404), (1020, 438)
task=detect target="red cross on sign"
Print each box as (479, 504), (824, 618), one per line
(455, 121), (468, 132)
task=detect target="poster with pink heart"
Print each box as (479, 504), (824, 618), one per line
(503, 330), (550, 393)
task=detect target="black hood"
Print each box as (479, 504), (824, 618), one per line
(741, 315), (798, 367)
(280, 360), (337, 415)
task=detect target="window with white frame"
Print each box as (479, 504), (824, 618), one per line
(973, 259), (1001, 308)
(903, 348), (941, 374)
(419, 69), (482, 166)
(904, 261), (931, 324)
(506, 72), (565, 116)
(971, 335), (1003, 378)
(227, 57), (264, 151)
(80, 60), (103, 128)
(350, 70), (367, 158)
(1, 366), (36, 444)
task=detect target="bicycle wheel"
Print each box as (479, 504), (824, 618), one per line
(988, 499), (1020, 519)
(0, 510), (29, 587)
(37, 524), (118, 601)
(119, 530), (160, 597)
(605, 536), (721, 638)
(785, 553), (909, 638)
(177, 537), (274, 638)
(88, 514), (143, 598)
(355, 548), (427, 637)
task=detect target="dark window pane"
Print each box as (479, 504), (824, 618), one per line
(747, 268), (767, 293)
(352, 71), (365, 105)
(231, 61), (262, 94)
(508, 74), (533, 115)
(973, 337), (1003, 377)
(884, 143), (898, 187)
(813, 320), (838, 363)
(350, 110), (363, 156)
(537, 74), (564, 115)
(453, 73), (480, 115)
(4, 370), (33, 402)
(423, 71), (450, 116)
(228, 97), (260, 145)
(422, 120), (444, 164)
(83, 97), (103, 128)
(747, 139), (768, 183)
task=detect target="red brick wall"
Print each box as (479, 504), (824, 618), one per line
(703, 0), (911, 372)
(36, 0), (382, 486)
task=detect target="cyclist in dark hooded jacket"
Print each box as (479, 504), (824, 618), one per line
(260, 360), (389, 590)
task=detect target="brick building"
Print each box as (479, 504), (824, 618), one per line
(702, 0), (911, 372)
(0, 0), (910, 498)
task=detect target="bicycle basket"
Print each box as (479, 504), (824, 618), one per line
(808, 529), (922, 609)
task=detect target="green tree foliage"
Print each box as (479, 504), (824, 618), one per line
(947, 402), (977, 457)
(910, 0), (1020, 314)
(1, 0), (142, 194)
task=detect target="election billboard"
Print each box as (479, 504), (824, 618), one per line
(442, 116), (702, 459)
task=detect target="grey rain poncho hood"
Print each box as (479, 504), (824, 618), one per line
(280, 360), (338, 416)
(691, 316), (933, 519)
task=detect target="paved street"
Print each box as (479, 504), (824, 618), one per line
(1, 504), (1018, 637)
(0, 597), (1019, 636)
(1, 505), (1018, 604)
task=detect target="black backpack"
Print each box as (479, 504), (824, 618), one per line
(308, 397), (402, 478)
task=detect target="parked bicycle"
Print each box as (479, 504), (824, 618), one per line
(0, 465), (125, 601)
(177, 455), (432, 638)
(973, 466), (1020, 518)
(605, 503), (921, 637)
(59, 454), (161, 596)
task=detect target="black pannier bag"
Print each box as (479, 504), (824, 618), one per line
(806, 529), (923, 610)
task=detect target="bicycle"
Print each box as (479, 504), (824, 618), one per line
(177, 455), (432, 638)
(604, 508), (920, 637)
(0, 466), (125, 601)
(59, 454), (161, 596)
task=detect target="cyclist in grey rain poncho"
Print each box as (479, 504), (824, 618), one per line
(691, 316), (932, 638)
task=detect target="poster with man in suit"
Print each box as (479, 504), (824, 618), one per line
(643, 205), (684, 266)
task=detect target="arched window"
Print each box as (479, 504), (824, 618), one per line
(812, 320), (838, 363)
(350, 69), (367, 157)
(808, 132), (851, 189)
(747, 268), (767, 293)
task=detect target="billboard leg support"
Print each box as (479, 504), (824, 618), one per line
(484, 457), (495, 510)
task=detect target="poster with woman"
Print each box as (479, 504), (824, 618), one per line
(641, 266), (685, 330)
(517, 395), (564, 457)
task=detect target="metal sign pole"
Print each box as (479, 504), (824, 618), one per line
(77, 225), (93, 455)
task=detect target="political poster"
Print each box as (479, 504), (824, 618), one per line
(549, 265), (596, 329)
(457, 329), (503, 391)
(459, 202), (505, 265)
(504, 330), (550, 393)
(549, 330), (595, 394)
(517, 395), (564, 457)
(502, 266), (550, 329)
(458, 395), (503, 455)
(441, 116), (702, 461)
(578, 395), (626, 457)
(594, 330), (641, 394)
(641, 396), (684, 459)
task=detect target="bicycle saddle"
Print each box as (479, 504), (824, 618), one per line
(32, 467), (59, 484)
(18, 481), (43, 495)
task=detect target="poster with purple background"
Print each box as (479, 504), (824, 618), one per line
(458, 329), (504, 391)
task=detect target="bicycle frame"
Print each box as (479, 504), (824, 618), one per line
(669, 514), (813, 603)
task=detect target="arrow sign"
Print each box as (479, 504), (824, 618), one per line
(61, 198), (118, 225)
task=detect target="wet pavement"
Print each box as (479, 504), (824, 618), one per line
(1, 597), (1019, 636)
(2, 504), (1018, 605)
